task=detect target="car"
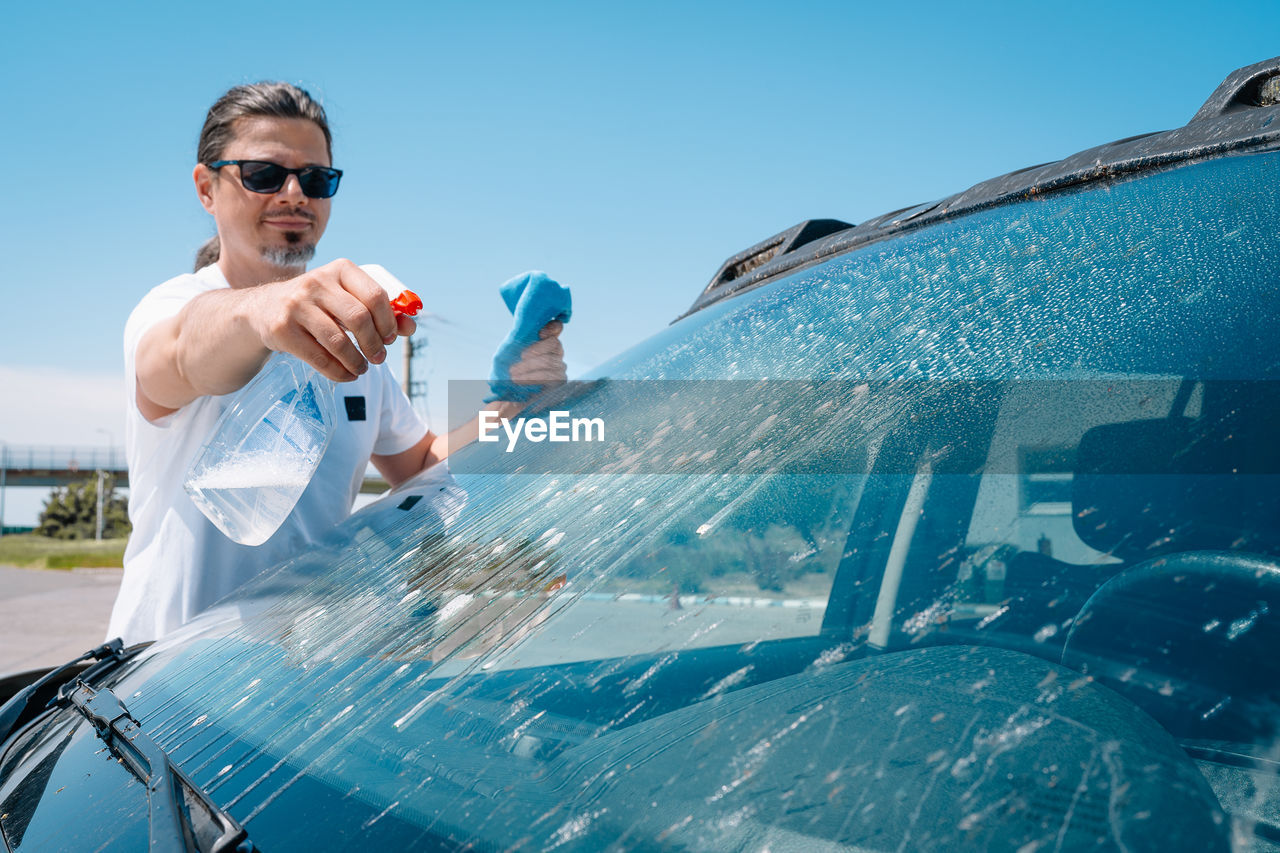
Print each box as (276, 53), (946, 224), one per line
(5, 56), (1280, 852)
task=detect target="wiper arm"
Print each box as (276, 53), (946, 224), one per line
(63, 681), (256, 853)
(0, 638), (133, 743)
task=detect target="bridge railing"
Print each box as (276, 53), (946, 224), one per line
(0, 446), (389, 494)
(0, 445), (126, 473)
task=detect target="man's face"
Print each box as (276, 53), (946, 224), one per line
(195, 116), (332, 282)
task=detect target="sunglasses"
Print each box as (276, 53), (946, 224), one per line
(207, 159), (343, 199)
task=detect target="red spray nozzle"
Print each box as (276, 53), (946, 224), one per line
(391, 290), (423, 317)
(359, 265), (422, 320)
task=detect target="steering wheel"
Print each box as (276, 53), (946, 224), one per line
(1060, 551), (1280, 742)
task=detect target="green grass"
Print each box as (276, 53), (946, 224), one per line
(0, 534), (127, 569)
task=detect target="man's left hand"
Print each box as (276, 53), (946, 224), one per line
(373, 319), (568, 484)
(506, 320), (567, 394)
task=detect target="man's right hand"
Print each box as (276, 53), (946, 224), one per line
(244, 259), (414, 383)
(135, 259), (416, 421)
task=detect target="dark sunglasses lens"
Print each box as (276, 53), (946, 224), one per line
(238, 162), (287, 193)
(299, 168), (341, 199)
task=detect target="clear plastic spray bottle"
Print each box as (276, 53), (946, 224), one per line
(183, 264), (422, 545)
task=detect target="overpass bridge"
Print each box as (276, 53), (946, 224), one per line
(0, 446), (129, 488)
(0, 445), (390, 530)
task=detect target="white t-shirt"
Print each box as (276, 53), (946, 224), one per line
(109, 264), (428, 646)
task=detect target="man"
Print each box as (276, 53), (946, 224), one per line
(108, 81), (565, 645)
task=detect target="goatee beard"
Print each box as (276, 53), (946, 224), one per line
(260, 240), (316, 271)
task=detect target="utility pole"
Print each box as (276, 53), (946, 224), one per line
(94, 428), (113, 541)
(404, 332), (431, 415)
(95, 469), (106, 541)
(0, 442), (7, 536)
(402, 335), (413, 397)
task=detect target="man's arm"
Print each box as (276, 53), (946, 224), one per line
(371, 320), (566, 487)
(135, 259), (411, 421)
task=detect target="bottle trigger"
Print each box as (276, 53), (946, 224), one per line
(360, 264), (421, 317)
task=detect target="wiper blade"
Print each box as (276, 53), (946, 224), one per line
(63, 681), (256, 853)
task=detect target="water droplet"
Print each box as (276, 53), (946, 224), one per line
(1033, 624), (1058, 643)
(1227, 610), (1260, 640)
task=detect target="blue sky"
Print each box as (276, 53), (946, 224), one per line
(2, 0), (1279, 523)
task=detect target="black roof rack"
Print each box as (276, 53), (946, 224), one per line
(678, 56), (1280, 321)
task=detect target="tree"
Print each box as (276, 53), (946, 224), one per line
(37, 474), (131, 540)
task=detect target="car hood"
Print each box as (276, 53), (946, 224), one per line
(1, 638), (1231, 851)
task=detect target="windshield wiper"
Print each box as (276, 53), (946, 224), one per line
(61, 681), (256, 853)
(0, 638), (135, 744)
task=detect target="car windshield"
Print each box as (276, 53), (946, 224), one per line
(63, 150), (1280, 849)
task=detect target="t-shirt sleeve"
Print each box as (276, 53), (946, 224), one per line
(372, 365), (430, 456)
(124, 276), (208, 369)
(123, 271), (228, 429)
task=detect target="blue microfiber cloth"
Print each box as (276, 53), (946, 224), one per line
(486, 271), (572, 402)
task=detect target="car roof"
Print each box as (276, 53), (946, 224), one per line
(680, 55), (1280, 321)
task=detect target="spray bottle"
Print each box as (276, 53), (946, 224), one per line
(183, 264), (422, 545)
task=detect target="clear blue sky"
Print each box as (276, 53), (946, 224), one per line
(2, 0), (1278, 523)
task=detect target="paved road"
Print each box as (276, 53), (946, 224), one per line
(0, 565), (121, 675)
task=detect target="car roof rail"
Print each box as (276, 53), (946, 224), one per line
(678, 56), (1280, 322)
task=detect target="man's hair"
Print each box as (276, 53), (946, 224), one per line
(193, 81), (332, 271)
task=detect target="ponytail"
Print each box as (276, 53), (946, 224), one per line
(194, 235), (220, 271)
